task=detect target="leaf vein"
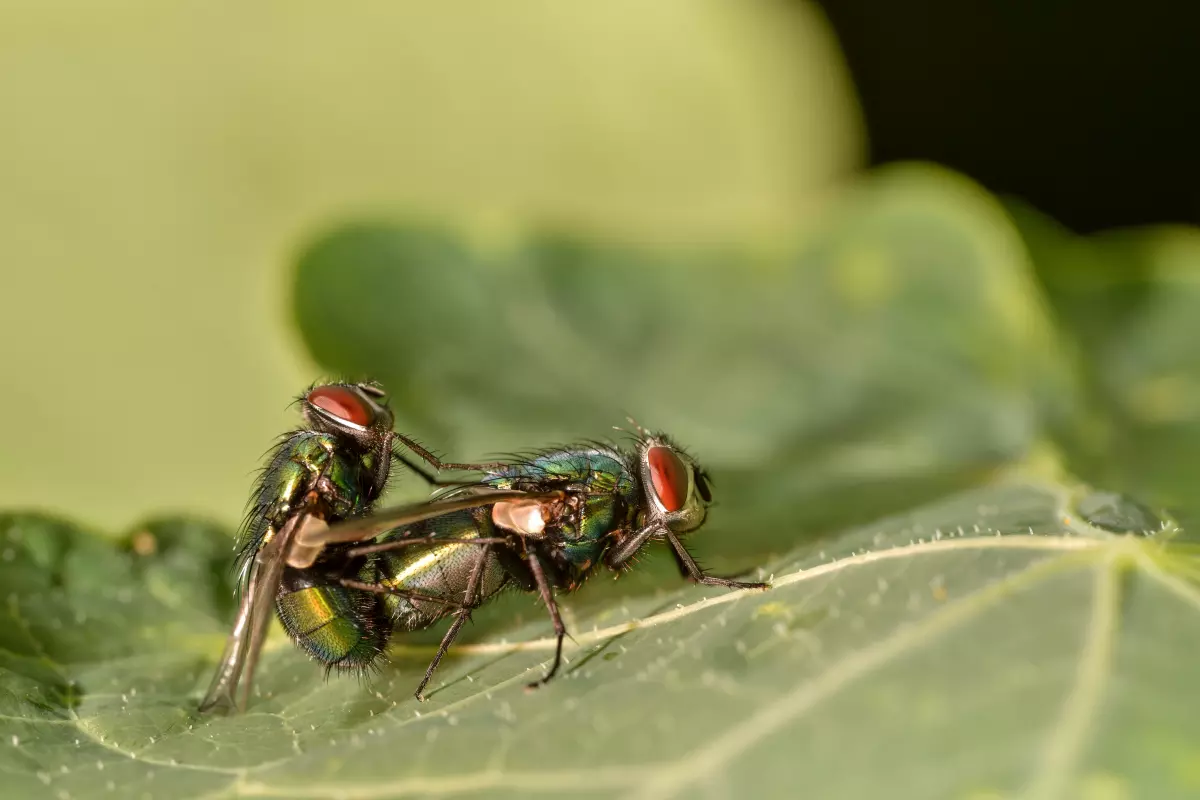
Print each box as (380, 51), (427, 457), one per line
(1022, 553), (1122, 799)
(620, 551), (1085, 800)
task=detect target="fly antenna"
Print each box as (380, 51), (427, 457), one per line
(623, 415), (651, 438)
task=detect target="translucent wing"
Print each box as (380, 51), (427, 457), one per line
(198, 514), (300, 713)
(295, 489), (563, 550)
(200, 489), (563, 712)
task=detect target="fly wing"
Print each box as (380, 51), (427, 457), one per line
(198, 514), (300, 714)
(297, 489), (564, 549)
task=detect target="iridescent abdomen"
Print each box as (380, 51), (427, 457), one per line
(375, 505), (510, 631)
(276, 564), (390, 670)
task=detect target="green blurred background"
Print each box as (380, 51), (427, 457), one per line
(1, 1), (1194, 532)
(0, 2), (861, 529)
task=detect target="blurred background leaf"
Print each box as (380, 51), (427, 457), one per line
(296, 165), (1077, 556)
(0, 0), (861, 530)
(1006, 203), (1200, 535)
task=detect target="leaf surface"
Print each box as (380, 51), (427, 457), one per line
(1, 483), (1196, 798)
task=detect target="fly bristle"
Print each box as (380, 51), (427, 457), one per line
(397, 433), (440, 459)
(324, 646), (391, 681)
(580, 436), (621, 453)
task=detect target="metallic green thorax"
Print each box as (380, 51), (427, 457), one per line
(490, 447), (641, 583)
(237, 431), (381, 571)
(237, 430), (389, 670)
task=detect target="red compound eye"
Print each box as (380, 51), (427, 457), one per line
(647, 446), (689, 513)
(307, 385), (373, 427)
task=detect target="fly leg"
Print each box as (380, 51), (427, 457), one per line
(605, 522), (663, 569)
(524, 549), (566, 689)
(393, 434), (508, 486)
(392, 452), (483, 488)
(336, 578), (467, 610)
(413, 543), (493, 701)
(665, 530), (769, 591)
(346, 537), (508, 559)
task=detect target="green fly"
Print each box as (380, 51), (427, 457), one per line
(198, 381), (546, 713)
(333, 430), (770, 700)
(199, 383), (767, 712)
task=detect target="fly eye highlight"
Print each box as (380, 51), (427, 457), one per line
(307, 385), (373, 427)
(647, 446), (690, 513)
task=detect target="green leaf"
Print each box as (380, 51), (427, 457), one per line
(2, 485), (1197, 798)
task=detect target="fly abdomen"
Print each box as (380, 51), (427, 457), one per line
(275, 566), (390, 671)
(376, 508), (511, 631)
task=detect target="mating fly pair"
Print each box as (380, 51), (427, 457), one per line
(199, 381), (767, 713)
